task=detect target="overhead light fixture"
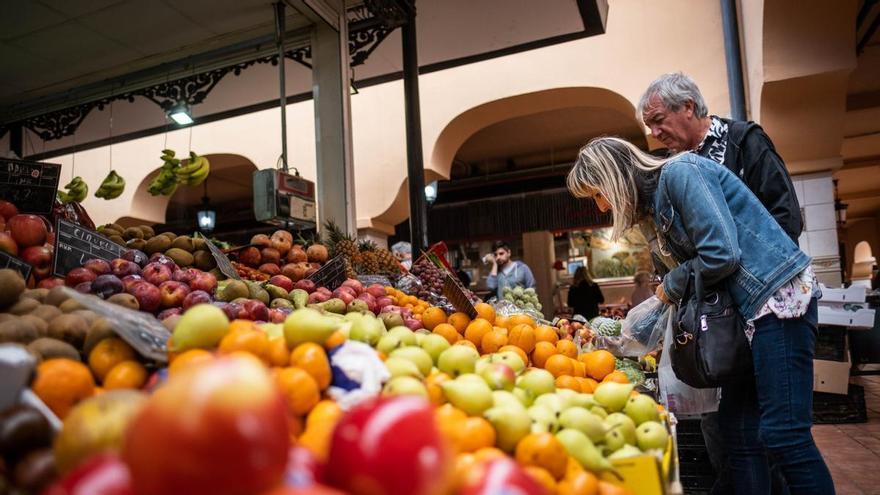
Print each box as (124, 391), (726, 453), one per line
(168, 103), (193, 126)
(424, 181), (438, 205)
(197, 181), (215, 233)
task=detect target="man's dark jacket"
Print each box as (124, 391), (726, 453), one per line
(697, 118), (803, 244)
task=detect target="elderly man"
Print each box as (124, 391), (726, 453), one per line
(639, 73), (799, 495)
(639, 72), (802, 243)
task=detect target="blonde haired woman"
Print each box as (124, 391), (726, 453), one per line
(568, 137), (832, 495)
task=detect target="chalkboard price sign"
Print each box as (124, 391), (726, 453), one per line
(0, 252), (33, 279)
(53, 219), (124, 278)
(196, 233), (240, 280)
(0, 159), (61, 215)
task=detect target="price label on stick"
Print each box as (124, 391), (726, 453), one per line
(196, 233), (240, 280)
(358, 275), (392, 287)
(53, 219), (124, 278)
(0, 158), (61, 215)
(0, 252), (32, 279)
(59, 287), (170, 363)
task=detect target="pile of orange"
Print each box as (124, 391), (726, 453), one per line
(385, 287), (431, 320)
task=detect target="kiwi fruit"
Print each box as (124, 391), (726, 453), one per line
(21, 289), (48, 303)
(108, 223), (124, 233)
(139, 225), (155, 238)
(7, 298), (40, 316)
(126, 238), (146, 251)
(192, 237), (207, 251)
(144, 235), (171, 254)
(0, 319), (39, 344)
(31, 304), (62, 322)
(109, 235), (125, 245)
(19, 315), (48, 337)
(165, 248), (194, 267)
(107, 293), (139, 310)
(27, 338), (80, 362)
(160, 232), (177, 241)
(123, 227), (144, 240)
(47, 314), (89, 348)
(0, 269), (26, 308)
(44, 287), (69, 307)
(84, 318), (115, 356)
(99, 225), (122, 237)
(71, 310), (99, 326)
(193, 250), (216, 271)
(58, 299), (84, 314)
(170, 236), (194, 252)
(0, 313), (17, 323)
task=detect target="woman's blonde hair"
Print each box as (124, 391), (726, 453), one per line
(567, 137), (669, 241)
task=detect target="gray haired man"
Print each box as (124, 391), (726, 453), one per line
(639, 72), (802, 243)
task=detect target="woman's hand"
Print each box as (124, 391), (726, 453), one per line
(655, 284), (671, 305)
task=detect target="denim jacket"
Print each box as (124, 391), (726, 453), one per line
(650, 153), (811, 319)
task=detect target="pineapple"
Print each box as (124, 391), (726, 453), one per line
(357, 240), (380, 274)
(376, 247), (401, 275)
(323, 220), (358, 277)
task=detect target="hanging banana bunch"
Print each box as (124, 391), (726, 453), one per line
(57, 176), (88, 204)
(175, 151), (210, 186)
(147, 149), (180, 196)
(95, 170), (126, 199)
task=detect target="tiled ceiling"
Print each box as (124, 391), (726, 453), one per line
(0, 0), (310, 106)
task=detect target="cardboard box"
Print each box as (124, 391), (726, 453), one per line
(813, 357), (851, 395)
(818, 305), (875, 329)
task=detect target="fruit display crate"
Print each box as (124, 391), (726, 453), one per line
(673, 417), (715, 494)
(813, 384), (868, 424)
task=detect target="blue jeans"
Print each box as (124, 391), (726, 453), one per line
(718, 298), (834, 494)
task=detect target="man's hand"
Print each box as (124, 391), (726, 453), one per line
(655, 284), (671, 305)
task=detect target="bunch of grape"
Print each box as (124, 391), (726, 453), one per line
(411, 258), (445, 298)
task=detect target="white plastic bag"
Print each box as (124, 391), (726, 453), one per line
(657, 310), (720, 415)
(591, 296), (669, 358)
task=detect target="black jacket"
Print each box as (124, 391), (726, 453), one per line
(567, 281), (604, 320)
(698, 118), (803, 244)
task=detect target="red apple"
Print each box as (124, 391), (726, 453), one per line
(143, 262), (173, 286)
(356, 293), (377, 313)
(270, 231), (293, 256)
(267, 308), (288, 323)
(459, 457), (543, 495)
(287, 247), (308, 264)
(66, 267), (96, 287)
(157, 307), (183, 320)
(376, 297), (393, 309)
(366, 284), (386, 299)
(159, 281), (191, 308)
(294, 279), (316, 294)
(241, 299), (269, 322)
(123, 356), (289, 495)
(331, 289), (355, 305)
(404, 318), (423, 331)
(20, 245), (52, 279)
(83, 258), (112, 275)
(128, 281), (161, 313)
(183, 290), (212, 310)
(341, 279), (364, 295)
(324, 396), (451, 495)
(38, 277), (65, 289)
(259, 263), (281, 276)
(261, 248), (281, 266)
(42, 453), (134, 495)
(8, 214), (47, 248)
(46, 231), (54, 247)
(111, 259), (142, 278)
(189, 271), (217, 293)
(0, 231), (17, 256)
(239, 247), (261, 267)
(0, 200), (19, 221)
(268, 275), (294, 292)
(121, 274), (144, 292)
(308, 292), (330, 304)
(74, 281), (93, 293)
(148, 254), (178, 271)
(250, 234), (271, 249)
(172, 267), (198, 285)
(221, 302), (242, 321)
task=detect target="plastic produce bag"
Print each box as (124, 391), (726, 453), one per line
(492, 299), (545, 322)
(657, 312), (720, 415)
(589, 297), (669, 358)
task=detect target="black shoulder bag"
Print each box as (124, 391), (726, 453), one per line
(670, 259), (753, 388)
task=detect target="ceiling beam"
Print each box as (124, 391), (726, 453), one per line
(847, 90), (880, 110)
(841, 155), (880, 170)
(840, 190), (880, 201)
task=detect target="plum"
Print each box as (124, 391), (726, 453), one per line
(121, 249), (149, 267)
(93, 274), (124, 298)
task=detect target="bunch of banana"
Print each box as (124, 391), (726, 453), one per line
(94, 170), (125, 199)
(175, 151), (210, 186)
(147, 149), (180, 196)
(57, 176), (88, 204)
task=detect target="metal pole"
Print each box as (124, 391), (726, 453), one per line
(720, 0), (747, 121)
(402, 6), (429, 251)
(275, 2), (289, 172)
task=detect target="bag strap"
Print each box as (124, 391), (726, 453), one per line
(692, 258), (705, 331)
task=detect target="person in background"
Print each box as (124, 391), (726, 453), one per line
(567, 266), (604, 320)
(630, 271), (654, 307)
(486, 241), (536, 299)
(391, 241), (412, 270)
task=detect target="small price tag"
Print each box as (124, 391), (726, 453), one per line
(358, 274), (392, 287)
(59, 287), (170, 363)
(52, 219), (124, 278)
(0, 252), (33, 279)
(0, 159), (61, 215)
(197, 233), (240, 280)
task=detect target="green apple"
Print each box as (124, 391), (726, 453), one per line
(604, 413), (637, 445)
(623, 394), (660, 425)
(608, 444), (643, 460)
(489, 351), (526, 374)
(479, 362), (516, 391)
(559, 407), (607, 443)
(528, 404), (560, 434)
(283, 308), (339, 348)
(556, 428), (616, 473)
(383, 376), (428, 397)
(593, 382), (634, 412)
(636, 421), (669, 451)
(492, 390), (527, 411)
(389, 347), (433, 377)
(484, 406), (531, 452)
(437, 345), (480, 377)
(387, 326), (417, 346)
(442, 375), (493, 416)
(384, 357), (424, 379)
(515, 368), (556, 403)
(512, 387), (534, 407)
(376, 335), (404, 355)
(419, 334), (451, 363)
